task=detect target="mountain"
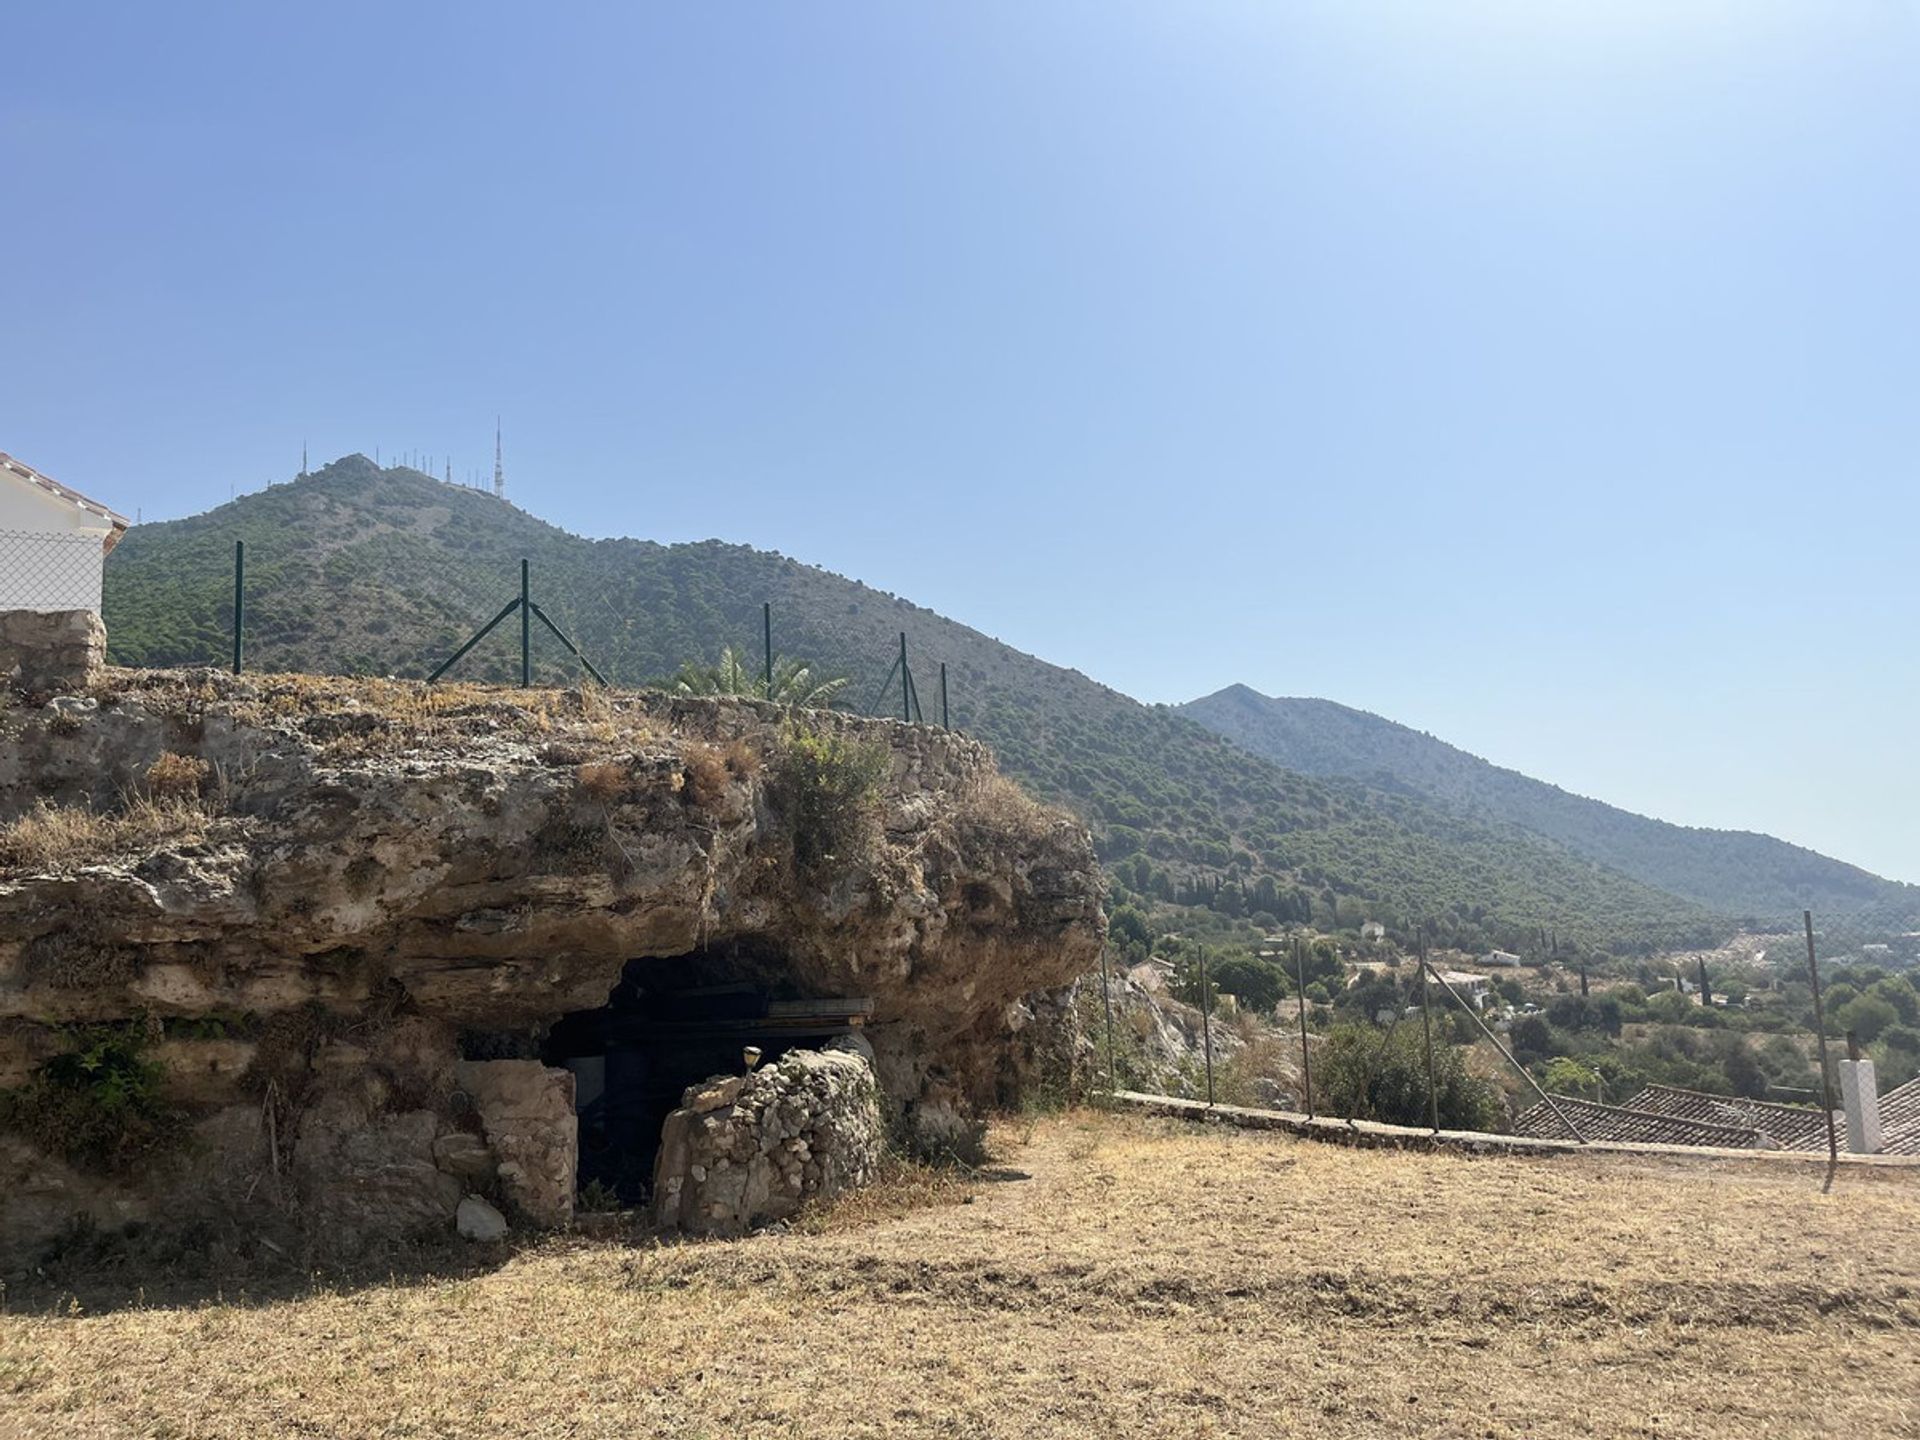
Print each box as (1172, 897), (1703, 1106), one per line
(103, 456), (1727, 951)
(1179, 685), (1917, 926)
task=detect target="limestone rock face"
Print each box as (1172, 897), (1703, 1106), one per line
(454, 1059), (576, 1227)
(0, 609), (105, 692)
(0, 673), (1105, 1261)
(653, 1044), (883, 1235)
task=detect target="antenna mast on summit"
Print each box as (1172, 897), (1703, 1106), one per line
(493, 418), (506, 500)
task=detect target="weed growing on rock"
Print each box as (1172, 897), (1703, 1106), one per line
(19, 918), (140, 991)
(679, 742), (732, 810)
(770, 724), (888, 872)
(0, 797), (211, 873)
(0, 1024), (187, 1173)
(145, 752), (211, 800)
(574, 760), (634, 802)
(956, 773), (1053, 841)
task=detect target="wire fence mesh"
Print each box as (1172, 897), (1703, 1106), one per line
(1096, 900), (1920, 1170)
(0, 528), (107, 613)
(86, 531), (1920, 1168)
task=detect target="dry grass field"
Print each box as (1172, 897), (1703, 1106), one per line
(2, 1111), (1917, 1439)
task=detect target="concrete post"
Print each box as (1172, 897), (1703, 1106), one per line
(1838, 1057), (1882, 1155)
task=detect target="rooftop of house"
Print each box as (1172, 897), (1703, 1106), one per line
(1877, 1075), (1920, 1156)
(1625, 1084), (1834, 1151)
(1514, 1075), (1920, 1155)
(0, 451), (132, 539)
(1511, 1094), (1767, 1148)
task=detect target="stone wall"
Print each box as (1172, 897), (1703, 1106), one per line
(0, 609), (105, 692)
(653, 1042), (883, 1234)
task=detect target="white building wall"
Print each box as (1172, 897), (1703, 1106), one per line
(0, 477), (114, 612)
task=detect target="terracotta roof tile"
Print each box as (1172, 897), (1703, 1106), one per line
(1879, 1076), (1920, 1156)
(1623, 1085), (1833, 1152)
(1512, 1095), (1763, 1148)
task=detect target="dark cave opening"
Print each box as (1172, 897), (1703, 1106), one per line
(538, 946), (873, 1205)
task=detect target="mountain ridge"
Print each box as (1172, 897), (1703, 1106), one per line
(101, 456), (1760, 951)
(1178, 683), (1915, 922)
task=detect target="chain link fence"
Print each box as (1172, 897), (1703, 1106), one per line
(0, 528), (108, 613)
(1098, 900), (1920, 1176)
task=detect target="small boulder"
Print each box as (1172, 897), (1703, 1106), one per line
(456, 1195), (508, 1242)
(688, 1076), (744, 1114)
(432, 1132), (495, 1181)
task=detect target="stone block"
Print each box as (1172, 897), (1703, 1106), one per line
(0, 608), (105, 692)
(454, 1059), (577, 1227)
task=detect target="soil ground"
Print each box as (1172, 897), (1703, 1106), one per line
(2, 1110), (1917, 1438)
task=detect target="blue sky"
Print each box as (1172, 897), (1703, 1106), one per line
(4, 4), (1916, 881)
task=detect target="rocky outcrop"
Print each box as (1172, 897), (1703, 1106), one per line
(454, 1059), (577, 1227)
(0, 671), (1105, 1262)
(653, 1043), (882, 1234)
(0, 609), (105, 692)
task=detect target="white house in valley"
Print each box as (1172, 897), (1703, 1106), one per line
(0, 452), (131, 613)
(1439, 971), (1494, 1008)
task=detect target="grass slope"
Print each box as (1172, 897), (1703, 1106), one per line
(4, 1113), (1917, 1438)
(103, 456), (1718, 948)
(1180, 684), (1918, 925)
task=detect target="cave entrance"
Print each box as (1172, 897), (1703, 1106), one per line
(539, 950), (873, 1206)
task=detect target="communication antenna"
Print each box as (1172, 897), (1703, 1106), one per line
(444, 458), (452, 484)
(301, 441), (308, 478)
(493, 417), (506, 499)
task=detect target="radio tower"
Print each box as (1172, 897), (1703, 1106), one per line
(492, 418), (506, 500)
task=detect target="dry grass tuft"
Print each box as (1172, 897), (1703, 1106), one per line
(573, 760), (635, 802)
(680, 741), (732, 810)
(958, 771), (1055, 837)
(143, 752), (210, 800)
(0, 797), (211, 874)
(720, 738), (761, 780)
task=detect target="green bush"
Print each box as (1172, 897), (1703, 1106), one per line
(0, 1025), (187, 1173)
(1210, 956), (1285, 1012)
(1313, 1023), (1500, 1131)
(771, 724), (889, 872)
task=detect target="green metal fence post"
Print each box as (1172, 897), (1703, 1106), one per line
(1419, 933), (1439, 1133)
(763, 601), (774, 699)
(231, 540), (245, 676)
(940, 662), (950, 729)
(1296, 936), (1314, 1118)
(899, 632), (910, 721)
(1198, 945), (1216, 1106)
(520, 558), (531, 688)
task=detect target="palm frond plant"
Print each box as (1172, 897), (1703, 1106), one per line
(672, 646), (849, 709)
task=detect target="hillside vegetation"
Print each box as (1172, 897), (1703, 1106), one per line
(105, 457), (1726, 950)
(1180, 685), (1918, 926)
